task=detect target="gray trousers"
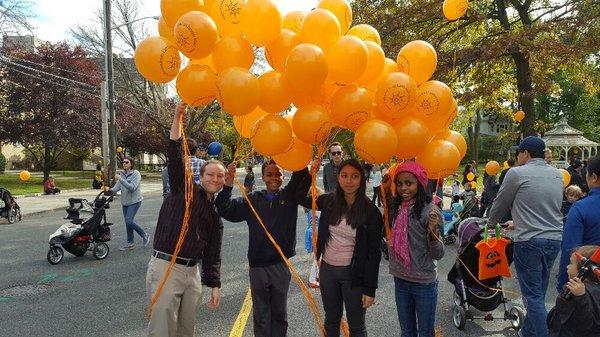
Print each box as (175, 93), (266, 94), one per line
(320, 261), (367, 337)
(249, 262), (291, 337)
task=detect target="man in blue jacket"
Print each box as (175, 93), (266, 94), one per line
(218, 160), (315, 337)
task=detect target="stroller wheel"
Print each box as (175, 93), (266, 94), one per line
(444, 235), (456, 245)
(7, 208), (16, 224)
(509, 306), (525, 329)
(453, 305), (467, 330)
(93, 242), (110, 260)
(47, 246), (64, 265)
(453, 290), (462, 306)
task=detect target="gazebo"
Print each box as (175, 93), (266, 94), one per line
(542, 118), (599, 167)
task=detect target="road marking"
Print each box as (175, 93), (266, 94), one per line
(229, 288), (253, 337)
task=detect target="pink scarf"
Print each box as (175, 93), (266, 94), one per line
(391, 199), (415, 268)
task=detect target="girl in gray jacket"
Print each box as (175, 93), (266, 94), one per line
(109, 156), (149, 250)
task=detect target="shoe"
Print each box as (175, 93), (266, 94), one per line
(143, 233), (151, 247)
(308, 281), (320, 289)
(119, 243), (135, 251)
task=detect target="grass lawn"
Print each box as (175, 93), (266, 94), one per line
(0, 171), (91, 196)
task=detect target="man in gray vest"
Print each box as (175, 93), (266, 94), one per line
(322, 142), (344, 193)
(488, 136), (563, 337)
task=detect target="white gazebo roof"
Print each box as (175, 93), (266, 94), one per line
(542, 118), (599, 148)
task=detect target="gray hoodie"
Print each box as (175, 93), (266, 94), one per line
(487, 158), (563, 242)
(110, 169), (142, 206)
(388, 202), (444, 284)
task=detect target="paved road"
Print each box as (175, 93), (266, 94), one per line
(0, 177), (562, 337)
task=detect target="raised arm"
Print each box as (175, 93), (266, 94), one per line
(166, 103), (188, 195)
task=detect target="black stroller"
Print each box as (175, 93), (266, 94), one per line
(0, 187), (22, 223)
(447, 217), (524, 330)
(47, 192), (113, 265)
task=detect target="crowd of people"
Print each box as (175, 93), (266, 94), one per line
(88, 103), (600, 337)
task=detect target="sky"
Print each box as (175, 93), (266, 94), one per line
(29, 0), (317, 43)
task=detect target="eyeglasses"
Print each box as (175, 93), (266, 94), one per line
(330, 151), (342, 156)
(123, 161), (130, 164)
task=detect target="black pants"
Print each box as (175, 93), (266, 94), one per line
(320, 261), (367, 337)
(372, 186), (381, 207)
(44, 188), (60, 195)
(249, 262), (291, 337)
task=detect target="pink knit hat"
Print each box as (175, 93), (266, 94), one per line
(395, 161), (429, 189)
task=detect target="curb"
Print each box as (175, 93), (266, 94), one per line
(13, 187), (93, 199)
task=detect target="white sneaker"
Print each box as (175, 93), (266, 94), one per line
(119, 243), (135, 251)
(143, 233), (151, 247)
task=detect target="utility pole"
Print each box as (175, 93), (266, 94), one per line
(103, 0), (117, 186)
(100, 82), (109, 184)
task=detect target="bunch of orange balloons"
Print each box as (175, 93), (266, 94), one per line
(134, 0), (467, 176)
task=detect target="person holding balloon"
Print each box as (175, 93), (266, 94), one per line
(387, 161), (444, 337)
(305, 158), (383, 337)
(217, 159), (315, 337)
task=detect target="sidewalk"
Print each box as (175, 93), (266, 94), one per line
(15, 182), (164, 216)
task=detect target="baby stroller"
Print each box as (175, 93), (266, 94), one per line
(47, 191), (113, 265)
(447, 217), (524, 330)
(0, 187), (22, 224)
(441, 202), (464, 245)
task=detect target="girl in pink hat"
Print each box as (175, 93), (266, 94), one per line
(388, 161), (444, 337)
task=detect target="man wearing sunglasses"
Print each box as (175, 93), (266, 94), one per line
(323, 142), (344, 193)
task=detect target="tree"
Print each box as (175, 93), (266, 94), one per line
(353, 0), (600, 138)
(0, 0), (35, 35)
(0, 42), (102, 180)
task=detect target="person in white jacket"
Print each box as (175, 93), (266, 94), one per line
(108, 156), (149, 250)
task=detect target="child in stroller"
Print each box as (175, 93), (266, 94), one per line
(47, 191), (114, 265)
(0, 187), (22, 223)
(441, 202), (464, 244)
(447, 217), (525, 330)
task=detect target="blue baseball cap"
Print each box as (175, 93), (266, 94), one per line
(517, 136), (545, 155)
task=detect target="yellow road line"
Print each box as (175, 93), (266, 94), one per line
(229, 288), (253, 337)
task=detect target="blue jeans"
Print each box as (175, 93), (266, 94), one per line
(513, 238), (561, 337)
(394, 278), (438, 337)
(122, 201), (145, 244)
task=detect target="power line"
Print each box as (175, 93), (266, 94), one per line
(0, 56), (99, 89)
(2, 54), (104, 81)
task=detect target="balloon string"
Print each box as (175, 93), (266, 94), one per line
(147, 119), (194, 319)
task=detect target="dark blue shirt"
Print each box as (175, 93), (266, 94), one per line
(557, 187), (600, 292)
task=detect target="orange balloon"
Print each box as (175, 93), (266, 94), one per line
(174, 11), (218, 59)
(330, 85), (373, 131)
(251, 114), (293, 155)
(283, 113), (294, 127)
(443, 0), (469, 21)
(292, 104), (333, 144)
(19, 170), (30, 181)
(258, 70), (292, 113)
(199, 0), (216, 13)
(240, 0), (282, 46)
(417, 140), (461, 178)
(210, 0), (244, 37)
(358, 41), (385, 84)
(466, 172), (475, 181)
(134, 36), (181, 83)
(317, 0), (352, 33)
(158, 16), (176, 44)
(485, 161), (501, 176)
(284, 43), (329, 92)
(375, 72), (418, 119)
(429, 97), (457, 133)
(559, 168), (571, 187)
(393, 117), (431, 159)
(434, 129), (467, 158)
(289, 85), (328, 108)
(160, 0), (203, 27)
(397, 40), (437, 85)
(233, 107), (267, 138)
(298, 8), (341, 51)
(273, 137), (313, 171)
(326, 35), (368, 84)
(346, 24), (381, 45)
(176, 64), (217, 106)
(265, 29), (297, 71)
(211, 35), (254, 73)
(190, 55), (216, 71)
(514, 110), (525, 122)
(354, 119), (398, 164)
(282, 11), (305, 33)
(215, 67), (260, 116)
(372, 104), (401, 125)
(414, 80), (453, 124)
(365, 57), (397, 93)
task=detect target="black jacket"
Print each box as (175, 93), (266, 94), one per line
(548, 282), (600, 337)
(308, 193), (383, 297)
(217, 168), (311, 267)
